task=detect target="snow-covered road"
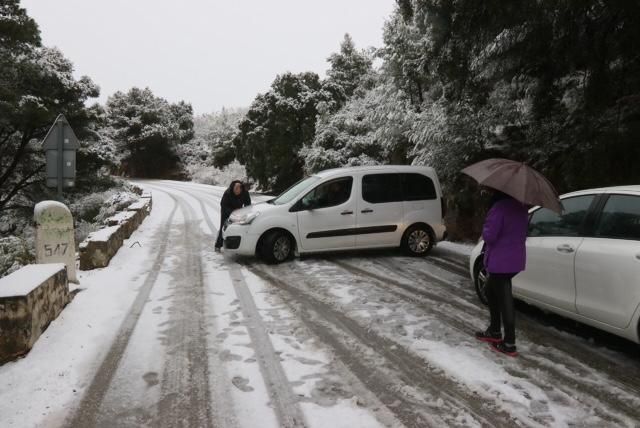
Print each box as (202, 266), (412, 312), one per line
(1, 180), (639, 428)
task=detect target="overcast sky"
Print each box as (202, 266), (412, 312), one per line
(22, 0), (395, 114)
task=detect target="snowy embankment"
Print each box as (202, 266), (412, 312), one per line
(0, 190), (167, 427)
(0, 183), (142, 279)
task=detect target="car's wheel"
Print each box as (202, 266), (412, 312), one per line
(259, 230), (293, 264)
(474, 258), (489, 306)
(401, 224), (434, 257)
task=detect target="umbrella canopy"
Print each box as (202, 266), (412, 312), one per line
(462, 158), (563, 214)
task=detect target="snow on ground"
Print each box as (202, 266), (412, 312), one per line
(2, 180), (639, 428)
(0, 263), (65, 297)
(0, 190), (175, 427)
(438, 240), (475, 257)
(156, 180), (391, 427)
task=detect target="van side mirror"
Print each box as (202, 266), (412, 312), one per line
(300, 198), (315, 211)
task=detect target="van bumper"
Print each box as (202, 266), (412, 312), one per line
(222, 223), (259, 256)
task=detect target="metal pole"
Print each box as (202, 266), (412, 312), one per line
(57, 121), (63, 201)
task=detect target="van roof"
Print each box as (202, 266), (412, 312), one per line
(314, 165), (436, 179)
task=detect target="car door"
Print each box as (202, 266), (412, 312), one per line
(401, 172), (440, 225)
(295, 176), (357, 251)
(513, 194), (597, 313)
(575, 193), (640, 328)
(356, 173), (404, 248)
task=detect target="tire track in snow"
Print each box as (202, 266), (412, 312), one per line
(153, 189), (215, 428)
(374, 255), (640, 392)
(332, 257), (640, 424)
(141, 183), (239, 428)
(67, 194), (179, 428)
(245, 263), (515, 428)
(156, 182), (308, 428)
(158, 182), (517, 425)
(150, 182), (640, 425)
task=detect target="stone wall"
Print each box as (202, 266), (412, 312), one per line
(79, 225), (125, 270)
(0, 264), (69, 364)
(79, 196), (152, 270)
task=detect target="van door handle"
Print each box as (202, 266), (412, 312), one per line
(361, 208), (373, 214)
(341, 210), (353, 215)
(557, 244), (575, 253)
(635, 253), (640, 261)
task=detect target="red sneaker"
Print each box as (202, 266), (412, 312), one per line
(490, 342), (518, 357)
(475, 330), (502, 343)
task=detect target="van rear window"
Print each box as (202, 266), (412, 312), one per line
(362, 173), (438, 204)
(403, 173), (437, 201)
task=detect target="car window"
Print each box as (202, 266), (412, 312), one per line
(271, 176), (320, 205)
(528, 195), (596, 237)
(301, 177), (353, 209)
(402, 173), (437, 201)
(362, 174), (402, 204)
(595, 195), (640, 241)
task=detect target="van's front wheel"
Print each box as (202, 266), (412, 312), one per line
(259, 230), (293, 264)
(401, 225), (434, 257)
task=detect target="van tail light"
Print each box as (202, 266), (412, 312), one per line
(441, 197), (447, 218)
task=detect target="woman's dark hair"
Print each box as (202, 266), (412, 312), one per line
(489, 190), (512, 207)
(227, 180), (246, 193)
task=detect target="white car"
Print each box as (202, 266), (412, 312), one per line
(469, 185), (640, 344)
(223, 165), (447, 263)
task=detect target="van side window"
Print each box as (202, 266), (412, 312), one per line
(402, 173), (437, 201)
(528, 195), (595, 237)
(362, 174), (402, 204)
(301, 177), (353, 209)
(595, 195), (640, 241)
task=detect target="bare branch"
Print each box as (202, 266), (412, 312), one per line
(0, 164), (44, 212)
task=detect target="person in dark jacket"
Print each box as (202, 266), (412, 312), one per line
(215, 180), (251, 251)
(475, 190), (529, 357)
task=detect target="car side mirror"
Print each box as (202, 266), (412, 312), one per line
(301, 198), (315, 211)
(291, 198), (313, 212)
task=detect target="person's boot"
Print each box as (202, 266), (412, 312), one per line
(475, 329), (502, 343)
(490, 341), (518, 357)
(214, 246), (222, 253)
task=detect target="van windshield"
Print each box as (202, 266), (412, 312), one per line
(269, 176), (321, 205)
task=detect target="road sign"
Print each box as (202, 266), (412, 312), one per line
(42, 114), (80, 199)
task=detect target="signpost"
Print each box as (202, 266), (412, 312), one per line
(43, 114), (80, 200)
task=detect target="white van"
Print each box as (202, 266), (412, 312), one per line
(223, 165), (447, 263)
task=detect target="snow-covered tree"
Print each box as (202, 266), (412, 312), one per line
(303, 80), (415, 173)
(326, 34), (374, 101)
(0, 0), (99, 211)
(103, 87), (193, 178)
(233, 72), (334, 192)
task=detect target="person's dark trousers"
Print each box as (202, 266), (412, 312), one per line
(215, 216), (226, 248)
(486, 273), (517, 344)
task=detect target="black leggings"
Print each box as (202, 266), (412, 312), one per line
(487, 273), (517, 344)
(215, 215), (227, 248)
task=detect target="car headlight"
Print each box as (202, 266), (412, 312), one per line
(229, 211), (260, 225)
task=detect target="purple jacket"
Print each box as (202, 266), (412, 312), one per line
(483, 198), (529, 274)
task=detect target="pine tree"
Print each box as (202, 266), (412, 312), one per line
(0, 1), (99, 211)
(326, 34), (374, 101)
(104, 88), (193, 178)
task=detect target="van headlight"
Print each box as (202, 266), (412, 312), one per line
(229, 212), (260, 225)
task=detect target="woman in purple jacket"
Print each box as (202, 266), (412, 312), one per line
(475, 190), (529, 357)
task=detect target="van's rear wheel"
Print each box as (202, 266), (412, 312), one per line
(259, 230), (293, 264)
(401, 225), (433, 257)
